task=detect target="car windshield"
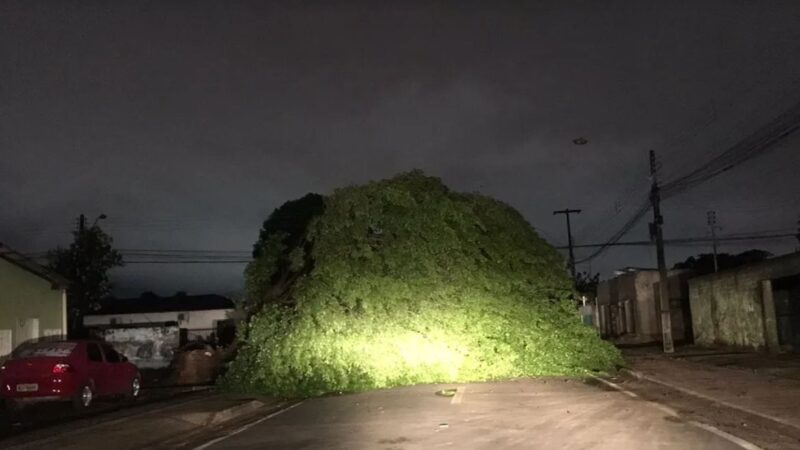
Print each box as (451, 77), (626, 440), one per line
(13, 342), (77, 359)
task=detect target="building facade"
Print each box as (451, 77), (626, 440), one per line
(0, 243), (69, 359)
(689, 252), (800, 351)
(596, 268), (692, 345)
(83, 293), (240, 344)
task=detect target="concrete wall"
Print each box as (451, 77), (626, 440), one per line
(84, 309), (234, 340)
(654, 272), (693, 343)
(689, 252), (800, 349)
(633, 271), (660, 339)
(0, 258), (66, 359)
(597, 273), (638, 336)
(597, 269), (689, 343)
(103, 326), (180, 369)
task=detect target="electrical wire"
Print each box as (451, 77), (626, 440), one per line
(573, 96), (800, 264)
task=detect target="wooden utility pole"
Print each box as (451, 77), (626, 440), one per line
(796, 216), (800, 250)
(707, 210), (721, 273)
(649, 150), (674, 353)
(553, 208), (582, 282)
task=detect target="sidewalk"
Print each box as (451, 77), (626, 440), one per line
(624, 349), (800, 431)
(5, 393), (282, 450)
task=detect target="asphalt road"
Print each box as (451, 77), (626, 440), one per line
(195, 378), (749, 450)
(0, 386), (211, 446)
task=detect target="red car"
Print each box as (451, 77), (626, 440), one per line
(0, 340), (141, 410)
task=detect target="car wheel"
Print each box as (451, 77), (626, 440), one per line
(73, 384), (93, 410)
(0, 401), (12, 434)
(3, 399), (19, 413)
(126, 376), (141, 402)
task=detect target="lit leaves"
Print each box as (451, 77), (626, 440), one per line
(222, 171), (622, 397)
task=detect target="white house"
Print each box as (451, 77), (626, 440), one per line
(83, 293), (240, 345)
(0, 243), (70, 360)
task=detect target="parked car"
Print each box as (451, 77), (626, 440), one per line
(0, 399), (10, 434)
(0, 340), (141, 410)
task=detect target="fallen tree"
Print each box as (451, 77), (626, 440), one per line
(222, 171), (622, 397)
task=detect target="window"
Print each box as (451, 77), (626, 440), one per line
(102, 344), (122, 363)
(15, 342), (76, 358)
(87, 343), (103, 362)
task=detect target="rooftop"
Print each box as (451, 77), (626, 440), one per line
(0, 242), (70, 289)
(88, 293), (235, 315)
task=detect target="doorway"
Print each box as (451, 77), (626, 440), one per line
(773, 275), (800, 350)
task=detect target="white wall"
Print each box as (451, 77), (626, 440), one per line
(0, 258), (66, 356)
(84, 309), (234, 336)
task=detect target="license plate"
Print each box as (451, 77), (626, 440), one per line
(16, 383), (38, 392)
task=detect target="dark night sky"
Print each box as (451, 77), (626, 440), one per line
(2, 1), (799, 297)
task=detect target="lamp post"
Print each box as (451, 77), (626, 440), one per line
(79, 213), (107, 234)
(92, 214), (107, 228)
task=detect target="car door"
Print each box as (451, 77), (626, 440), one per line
(85, 342), (110, 395)
(100, 343), (127, 394)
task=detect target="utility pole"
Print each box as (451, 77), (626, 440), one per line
(649, 150), (674, 353)
(796, 215), (800, 250)
(553, 208), (582, 282)
(707, 211), (721, 272)
(78, 214), (86, 235)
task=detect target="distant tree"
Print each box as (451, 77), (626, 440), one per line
(672, 249), (772, 275)
(48, 223), (123, 337)
(574, 271), (600, 297)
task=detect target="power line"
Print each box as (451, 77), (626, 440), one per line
(123, 260), (251, 264)
(657, 73), (800, 183)
(556, 232), (797, 250)
(573, 198), (651, 264)
(661, 98), (800, 199)
(24, 231), (797, 265)
(575, 97), (800, 264)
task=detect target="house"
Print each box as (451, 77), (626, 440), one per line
(0, 243), (69, 359)
(83, 292), (241, 369)
(596, 267), (693, 345)
(689, 251), (800, 352)
(83, 292), (240, 345)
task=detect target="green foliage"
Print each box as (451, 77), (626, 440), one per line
(672, 249), (773, 275)
(223, 171), (622, 397)
(242, 193), (324, 312)
(575, 271), (600, 297)
(47, 224), (123, 337)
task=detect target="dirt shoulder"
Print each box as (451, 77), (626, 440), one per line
(616, 348), (800, 450)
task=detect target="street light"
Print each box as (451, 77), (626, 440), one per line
(572, 137), (588, 145)
(92, 214), (107, 227)
(79, 213), (107, 233)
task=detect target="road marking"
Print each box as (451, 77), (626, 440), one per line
(450, 386), (466, 405)
(5, 392), (213, 450)
(192, 401), (304, 450)
(592, 376), (763, 450)
(688, 420), (763, 450)
(627, 369), (800, 431)
(593, 377), (639, 398)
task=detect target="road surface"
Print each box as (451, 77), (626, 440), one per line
(195, 378), (750, 450)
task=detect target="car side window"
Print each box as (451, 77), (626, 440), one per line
(87, 343), (103, 362)
(103, 345), (121, 363)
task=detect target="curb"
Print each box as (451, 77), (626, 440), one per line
(206, 400), (264, 426)
(593, 376), (763, 450)
(2, 391), (216, 450)
(144, 399), (279, 449)
(191, 401), (304, 450)
(622, 368), (800, 432)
